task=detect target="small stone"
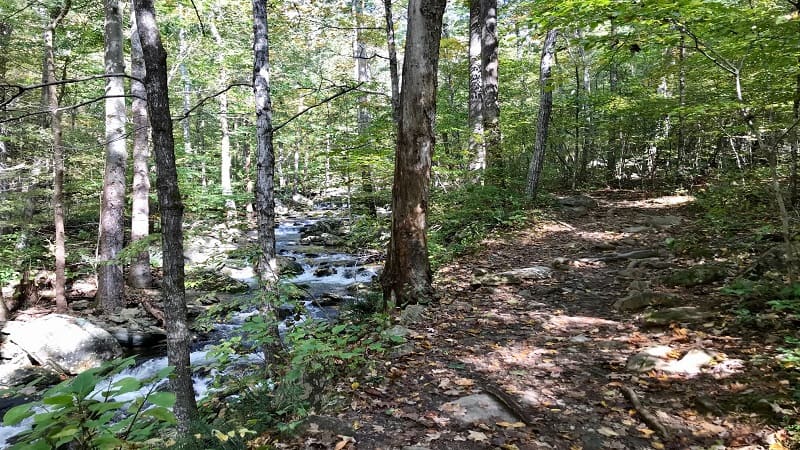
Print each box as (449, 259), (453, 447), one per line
(613, 291), (682, 312)
(647, 215), (682, 228)
(440, 393), (518, 425)
(623, 226), (650, 233)
(400, 305), (426, 324)
(643, 307), (713, 326)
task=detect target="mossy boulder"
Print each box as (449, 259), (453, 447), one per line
(663, 264), (727, 287)
(185, 269), (249, 293)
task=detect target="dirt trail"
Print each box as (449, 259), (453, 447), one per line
(296, 191), (792, 450)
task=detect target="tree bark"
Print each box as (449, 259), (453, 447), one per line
(97, 0), (128, 311)
(526, 29), (558, 198)
(382, 0), (446, 308)
(133, 0), (198, 430)
(128, 8), (152, 289)
(43, 0), (71, 314)
(468, 0), (485, 174)
(252, 0), (282, 372)
(481, 0), (501, 180)
(178, 8), (192, 156)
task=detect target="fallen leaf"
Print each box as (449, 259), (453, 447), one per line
(334, 435), (355, 450)
(467, 430), (489, 442)
(597, 426), (618, 437)
(652, 442), (665, 449)
(454, 377), (475, 387)
(371, 425), (385, 433)
(638, 428), (656, 438)
(496, 421), (526, 428)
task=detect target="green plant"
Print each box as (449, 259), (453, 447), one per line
(3, 357), (176, 450)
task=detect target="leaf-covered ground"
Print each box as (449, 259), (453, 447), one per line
(281, 190), (798, 449)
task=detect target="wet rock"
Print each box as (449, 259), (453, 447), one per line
(185, 269), (249, 293)
(643, 307), (713, 326)
(107, 326), (166, 348)
(316, 293), (345, 306)
(3, 314), (123, 375)
(314, 266), (336, 277)
(277, 256), (304, 276)
(558, 195), (598, 208)
(277, 303), (299, 321)
(0, 363), (60, 389)
(290, 193), (314, 209)
(662, 264), (727, 287)
(440, 393), (518, 425)
(614, 291), (682, 312)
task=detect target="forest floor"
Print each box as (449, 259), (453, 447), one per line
(284, 190), (798, 450)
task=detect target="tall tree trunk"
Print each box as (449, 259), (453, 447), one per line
(467, 0), (485, 174)
(178, 9), (192, 156)
(481, 0), (501, 181)
(606, 18), (619, 185)
(383, 0), (400, 126)
(97, 0), (128, 311)
(133, 0), (198, 430)
(353, 0), (377, 217)
(382, 0), (447, 308)
(209, 8), (235, 217)
(43, 1), (70, 314)
(252, 0), (282, 372)
(128, 8), (152, 289)
(677, 32), (686, 186)
(526, 29), (558, 198)
(577, 29), (592, 185)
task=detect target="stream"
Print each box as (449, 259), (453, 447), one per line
(0, 215), (378, 447)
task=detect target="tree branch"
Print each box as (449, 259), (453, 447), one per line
(273, 82), (363, 133)
(0, 73), (138, 109)
(173, 82), (252, 122)
(1, 94), (141, 123)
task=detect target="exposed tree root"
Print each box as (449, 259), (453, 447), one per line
(620, 385), (670, 439)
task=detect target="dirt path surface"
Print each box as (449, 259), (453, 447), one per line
(292, 191), (794, 450)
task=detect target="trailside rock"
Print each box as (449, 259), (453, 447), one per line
(558, 195), (598, 209)
(662, 264), (727, 287)
(643, 307), (713, 326)
(440, 393), (518, 425)
(473, 266), (552, 286)
(3, 314), (123, 375)
(613, 291), (682, 312)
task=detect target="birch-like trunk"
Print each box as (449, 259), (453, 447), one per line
(526, 29), (558, 198)
(97, 0), (128, 311)
(467, 0), (485, 173)
(252, 0), (282, 372)
(128, 9), (152, 289)
(209, 7), (235, 217)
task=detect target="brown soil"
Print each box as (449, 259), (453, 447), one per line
(284, 190), (798, 450)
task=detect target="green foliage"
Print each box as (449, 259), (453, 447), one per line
(428, 184), (532, 267)
(3, 357), (176, 449)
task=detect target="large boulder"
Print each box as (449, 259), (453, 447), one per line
(2, 314), (123, 375)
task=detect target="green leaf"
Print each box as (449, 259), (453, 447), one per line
(88, 401), (125, 414)
(142, 406), (177, 424)
(50, 425), (79, 440)
(42, 394), (75, 407)
(69, 370), (98, 397)
(146, 391), (176, 408)
(3, 403), (34, 425)
(111, 377), (141, 395)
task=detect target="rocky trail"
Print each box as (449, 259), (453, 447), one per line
(288, 191), (796, 450)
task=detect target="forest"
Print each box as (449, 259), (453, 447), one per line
(0, 0), (799, 448)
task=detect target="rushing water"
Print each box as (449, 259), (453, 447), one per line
(0, 216), (377, 448)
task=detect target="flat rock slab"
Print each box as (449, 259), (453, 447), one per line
(614, 291), (683, 312)
(473, 266), (552, 286)
(644, 306), (713, 326)
(440, 393), (518, 425)
(3, 314), (123, 374)
(558, 195), (598, 208)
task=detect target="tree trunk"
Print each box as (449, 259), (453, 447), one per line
(481, 0), (501, 180)
(133, 0), (198, 430)
(210, 6), (236, 218)
(677, 32), (686, 186)
(178, 10), (192, 156)
(252, 0), (282, 372)
(383, 0), (400, 126)
(128, 8), (152, 289)
(382, 0), (446, 308)
(467, 0), (485, 174)
(43, 1), (70, 314)
(353, 0), (377, 217)
(526, 29), (558, 198)
(606, 19), (619, 185)
(97, 0), (128, 311)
